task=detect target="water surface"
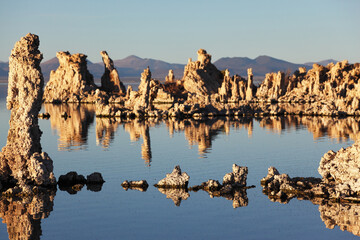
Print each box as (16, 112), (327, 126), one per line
(0, 84), (359, 239)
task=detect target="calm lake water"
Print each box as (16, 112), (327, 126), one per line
(0, 83), (359, 239)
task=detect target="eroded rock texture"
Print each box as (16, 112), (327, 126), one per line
(279, 61), (360, 114)
(262, 145), (360, 203)
(261, 167), (325, 203)
(256, 71), (286, 100)
(155, 165), (190, 188)
(100, 51), (126, 95)
(0, 33), (56, 188)
(217, 68), (256, 102)
(189, 164), (251, 208)
(182, 49), (223, 95)
(43, 51), (97, 103)
(319, 141), (360, 197)
(125, 67), (162, 113)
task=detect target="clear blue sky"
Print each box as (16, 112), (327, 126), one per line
(0, 0), (359, 64)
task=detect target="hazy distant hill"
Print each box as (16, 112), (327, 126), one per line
(113, 55), (185, 79)
(0, 61), (8, 77)
(304, 59), (338, 67)
(39, 55), (185, 80)
(213, 55), (307, 77)
(0, 55), (341, 83)
(40, 57), (59, 78)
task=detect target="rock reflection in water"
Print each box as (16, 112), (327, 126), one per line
(166, 118), (254, 157)
(123, 119), (159, 166)
(44, 103), (360, 160)
(319, 201), (360, 237)
(44, 104), (95, 151)
(259, 115), (360, 141)
(200, 188), (249, 209)
(0, 190), (55, 240)
(95, 118), (120, 148)
(157, 188), (190, 206)
(263, 191), (360, 237)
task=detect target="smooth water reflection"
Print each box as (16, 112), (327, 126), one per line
(1, 91), (360, 239)
(44, 103), (360, 160)
(263, 192), (360, 237)
(44, 104), (95, 151)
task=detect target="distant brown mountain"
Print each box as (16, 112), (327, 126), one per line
(39, 55), (185, 80)
(213, 55), (308, 77)
(304, 59), (339, 66)
(112, 55), (185, 79)
(0, 55), (341, 82)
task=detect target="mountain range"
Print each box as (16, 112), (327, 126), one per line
(0, 55), (340, 82)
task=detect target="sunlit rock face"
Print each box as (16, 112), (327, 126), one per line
(0, 190), (55, 240)
(256, 71), (286, 100)
(319, 140), (360, 197)
(217, 68), (256, 102)
(125, 67), (167, 112)
(0, 33), (56, 187)
(100, 51), (126, 95)
(155, 165), (190, 188)
(279, 61), (360, 114)
(43, 51), (97, 103)
(182, 49), (223, 95)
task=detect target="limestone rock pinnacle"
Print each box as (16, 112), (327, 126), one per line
(0, 33), (56, 187)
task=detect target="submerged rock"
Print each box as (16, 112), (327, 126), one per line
(86, 172), (105, 184)
(121, 180), (149, 192)
(58, 172), (86, 186)
(0, 33), (56, 190)
(155, 165), (190, 188)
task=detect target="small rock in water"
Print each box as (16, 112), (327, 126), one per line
(58, 171), (86, 186)
(86, 172), (105, 184)
(222, 164), (248, 187)
(155, 165), (190, 188)
(121, 180), (149, 191)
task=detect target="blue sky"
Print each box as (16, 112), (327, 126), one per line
(0, 0), (359, 64)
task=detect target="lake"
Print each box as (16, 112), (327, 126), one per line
(0, 83), (359, 239)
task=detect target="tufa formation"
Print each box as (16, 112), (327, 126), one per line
(0, 33), (56, 191)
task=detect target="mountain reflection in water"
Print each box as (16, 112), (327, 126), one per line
(44, 104), (360, 162)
